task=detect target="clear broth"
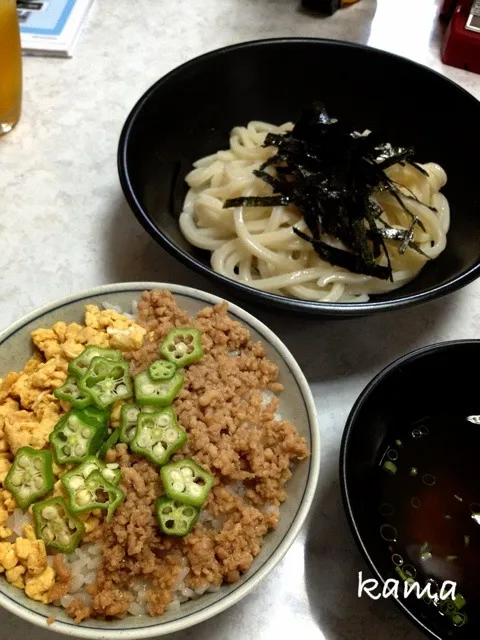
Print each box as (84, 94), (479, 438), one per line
(375, 413), (480, 633)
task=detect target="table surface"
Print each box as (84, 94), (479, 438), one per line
(1, 1), (479, 639)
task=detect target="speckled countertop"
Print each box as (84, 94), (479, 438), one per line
(1, 1), (480, 639)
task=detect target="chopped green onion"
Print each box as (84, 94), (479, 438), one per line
(451, 612), (468, 627)
(454, 593), (466, 611)
(445, 555), (458, 562)
(409, 467), (417, 476)
(464, 535), (470, 547)
(419, 542), (431, 560)
(395, 439), (403, 447)
(383, 460), (397, 475)
(395, 566), (415, 583)
(440, 599), (458, 616)
(454, 494), (463, 502)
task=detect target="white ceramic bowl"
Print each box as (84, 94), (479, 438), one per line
(0, 283), (320, 639)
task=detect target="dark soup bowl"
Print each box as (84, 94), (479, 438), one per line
(340, 340), (480, 639)
(118, 38), (480, 317)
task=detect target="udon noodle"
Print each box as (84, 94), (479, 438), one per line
(179, 121), (450, 302)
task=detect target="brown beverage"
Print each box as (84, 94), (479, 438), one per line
(0, 0), (22, 135)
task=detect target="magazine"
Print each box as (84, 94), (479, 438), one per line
(17, 0), (94, 57)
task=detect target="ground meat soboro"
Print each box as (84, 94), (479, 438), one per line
(75, 290), (309, 620)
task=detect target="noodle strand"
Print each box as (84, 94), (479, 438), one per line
(179, 121), (450, 302)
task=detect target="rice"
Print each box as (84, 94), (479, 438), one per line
(126, 581), (153, 616)
(62, 543), (102, 601)
(0, 290), (308, 623)
(226, 482), (246, 498)
(262, 504), (279, 516)
(192, 583), (210, 596)
(71, 592), (92, 607)
(261, 390), (282, 419)
(172, 566), (190, 590)
(100, 300), (138, 321)
(261, 390), (276, 406)
(60, 594), (75, 608)
(207, 584), (221, 593)
(80, 290), (309, 621)
(128, 602), (148, 616)
(197, 509), (224, 531)
(7, 508), (31, 537)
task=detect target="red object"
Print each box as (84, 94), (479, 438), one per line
(440, 0), (459, 20)
(441, 0), (480, 75)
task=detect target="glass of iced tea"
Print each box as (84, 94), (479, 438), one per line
(0, 0), (22, 135)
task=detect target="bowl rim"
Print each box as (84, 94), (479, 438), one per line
(117, 36), (480, 317)
(339, 339), (480, 640)
(0, 282), (320, 639)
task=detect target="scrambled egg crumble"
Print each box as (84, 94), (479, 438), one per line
(0, 524), (51, 599)
(0, 305), (145, 601)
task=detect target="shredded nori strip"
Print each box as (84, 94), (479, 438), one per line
(375, 222), (429, 258)
(224, 196), (290, 208)
(223, 102), (433, 281)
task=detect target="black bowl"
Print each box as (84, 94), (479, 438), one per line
(118, 38), (480, 317)
(340, 340), (480, 639)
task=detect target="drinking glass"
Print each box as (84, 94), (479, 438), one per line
(0, 0), (22, 135)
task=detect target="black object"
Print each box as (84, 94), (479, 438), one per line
(118, 38), (480, 318)
(340, 340), (480, 640)
(225, 101), (430, 282)
(302, 0), (341, 14)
